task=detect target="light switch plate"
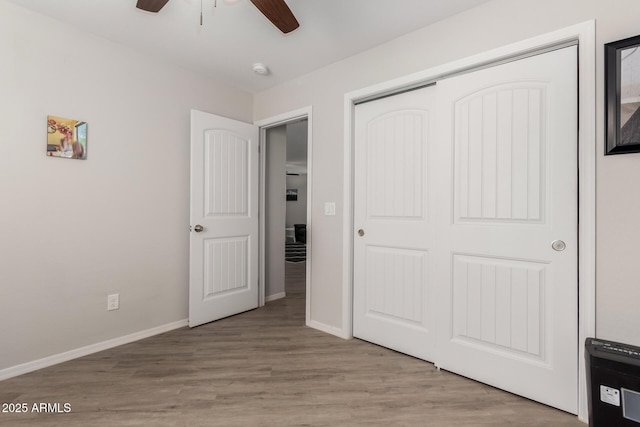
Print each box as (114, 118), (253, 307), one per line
(324, 202), (336, 216)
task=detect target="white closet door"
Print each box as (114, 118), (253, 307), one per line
(434, 46), (578, 414)
(353, 85), (437, 362)
(352, 46), (578, 414)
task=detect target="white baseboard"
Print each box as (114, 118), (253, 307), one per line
(265, 292), (286, 302)
(0, 319), (188, 381)
(307, 319), (351, 339)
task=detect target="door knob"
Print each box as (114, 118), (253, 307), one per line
(194, 224), (204, 233)
(357, 229), (365, 237)
(551, 240), (566, 251)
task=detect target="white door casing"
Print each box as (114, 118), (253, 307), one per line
(255, 106), (313, 326)
(190, 109), (259, 327)
(353, 86), (436, 362)
(352, 47), (578, 413)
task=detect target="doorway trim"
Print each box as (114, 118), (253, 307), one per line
(255, 106), (313, 326)
(342, 21), (595, 422)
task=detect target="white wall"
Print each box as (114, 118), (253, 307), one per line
(265, 126), (286, 299)
(0, 0), (253, 372)
(254, 0), (640, 347)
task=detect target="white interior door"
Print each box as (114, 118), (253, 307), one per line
(353, 85), (437, 362)
(434, 46), (578, 414)
(189, 109), (259, 327)
(352, 46), (578, 413)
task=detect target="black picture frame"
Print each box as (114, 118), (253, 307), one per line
(605, 35), (640, 155)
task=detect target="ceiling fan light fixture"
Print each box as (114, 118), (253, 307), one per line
(252, 63), (270, 76)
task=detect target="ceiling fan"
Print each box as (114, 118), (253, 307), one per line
(135, 0), (299, 34)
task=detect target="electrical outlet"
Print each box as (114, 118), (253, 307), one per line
(107, 293), (119, 311)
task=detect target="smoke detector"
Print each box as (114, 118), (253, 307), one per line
(252, 63), (270, 75)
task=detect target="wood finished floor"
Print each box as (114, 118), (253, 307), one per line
(0, 262), (583, 426)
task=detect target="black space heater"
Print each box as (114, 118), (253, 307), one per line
(586, 337), (640, 426)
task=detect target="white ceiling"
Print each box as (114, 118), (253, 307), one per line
(7, 0), (491, 93)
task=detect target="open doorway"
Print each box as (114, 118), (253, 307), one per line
(262, 117), (310, 319)
(283, 121), (308, 305)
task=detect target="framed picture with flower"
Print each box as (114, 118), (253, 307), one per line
(46, 115), (87, 160)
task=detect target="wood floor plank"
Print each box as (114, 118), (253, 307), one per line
(0, 262), (583, 426)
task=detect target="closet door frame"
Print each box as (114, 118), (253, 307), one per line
(342, 21), (596, 423)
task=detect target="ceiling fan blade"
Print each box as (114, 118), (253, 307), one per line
(249, 0), (299, 34)
(136, 0), (170, 13)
